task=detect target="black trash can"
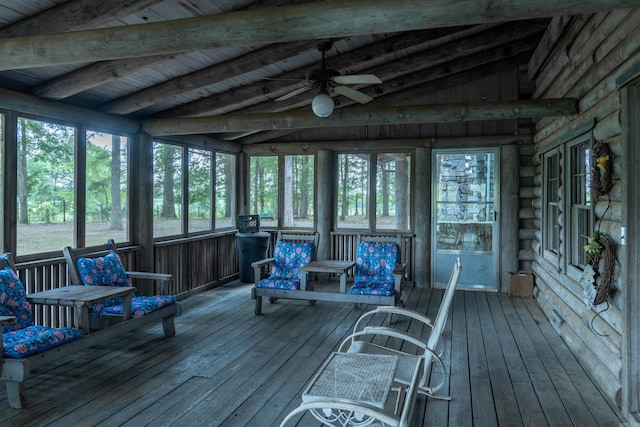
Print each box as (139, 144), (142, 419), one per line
(236, 231), (270, 283)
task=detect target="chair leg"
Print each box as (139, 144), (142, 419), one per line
(6, 380), (27, 409)
(162, 315), (176, 337)
(255, 296), (262, 315)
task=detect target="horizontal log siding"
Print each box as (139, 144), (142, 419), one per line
(519, 143), (537, 271)
(530, 9), (639, 407)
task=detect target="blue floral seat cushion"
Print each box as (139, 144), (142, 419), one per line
(348, 241), (399, 297)
(76, 251), (176, 316)
(98, 295), (177, 316)
(255, 241), (315, 291)
(3, 325), (82, 359)
(0, 268), (82, 359)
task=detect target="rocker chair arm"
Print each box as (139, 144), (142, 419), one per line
(371, 306), (433, 328)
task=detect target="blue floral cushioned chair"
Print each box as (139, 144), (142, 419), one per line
(74, 250), (176, 317)
(348, 236), (405, 306)
(63, 239), (179, 336)
(251, 232), (319, 315)
(0, 254), (82, 359)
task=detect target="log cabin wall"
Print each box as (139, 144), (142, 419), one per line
(528, 9), (640, 409)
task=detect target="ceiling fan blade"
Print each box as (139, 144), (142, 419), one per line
(274, 86), (312, 101)
(333, 85), (373, 104)
(332, 74), (382, 85)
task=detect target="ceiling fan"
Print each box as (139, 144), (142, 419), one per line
(274, 41), (382, 117)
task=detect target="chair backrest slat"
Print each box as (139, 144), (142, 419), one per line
(426, 257), (462, 351)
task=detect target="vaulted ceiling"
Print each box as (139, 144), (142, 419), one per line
(0, 0), (635, 145)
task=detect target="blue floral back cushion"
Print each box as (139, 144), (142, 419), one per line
(0, 268), (34, 332)
(76, 251), (134, 310)
(256, 241), (314, 290)
(0, 268), (83, 358)
(271, 241), (314, 280)
(354, 241), (399, 285)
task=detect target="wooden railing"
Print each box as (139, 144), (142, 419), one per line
(12, 230), (414, 328)
(12, 232), (238, 328)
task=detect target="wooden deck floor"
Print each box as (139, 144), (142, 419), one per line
(0, 283), (624, 426)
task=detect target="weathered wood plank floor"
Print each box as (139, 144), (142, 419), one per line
(0, 283), (624, 426)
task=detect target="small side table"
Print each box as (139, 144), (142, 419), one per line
(27, 285), (135, 334)
(301, 260), (356, 292)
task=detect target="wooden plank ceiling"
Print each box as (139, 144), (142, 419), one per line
(0, 0), (634, 145)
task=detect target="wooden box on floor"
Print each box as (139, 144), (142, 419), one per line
(508, 271), (534, 298)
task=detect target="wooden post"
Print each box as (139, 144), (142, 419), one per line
(1, 111), (17, 254)
(620, 85), (640, 417)
(316, 150), (332, 264)
(131, 132), (155, 295)
(501, 144), (520, 292)
(413, 147), (430, 287)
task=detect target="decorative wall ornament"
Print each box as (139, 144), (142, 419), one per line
(591, 142), (613, 197)
(582, 231), (616, 308)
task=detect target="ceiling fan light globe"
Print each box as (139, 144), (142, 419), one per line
(312, 93), (334, 117)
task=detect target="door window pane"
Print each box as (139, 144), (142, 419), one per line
(377, 153), (410, 230)
(215, 153), (235, 229)
(188, 148), (211, 233)
(284, 155), (314, 228)
(85, 131), (128, 246)
(16, 117), (75, 255)
(337, 154), (369, 229)
(435, 152), (493, 252)
(249, 156), (277, 227)
(153, 142), (183, 237)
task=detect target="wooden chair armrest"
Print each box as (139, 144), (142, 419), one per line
(126, 271), (172, 294)
(0, 316), (16, 327)
(126, 271), (172, 281)
(252, 257), (275, 284)
(251, 257), (274, 269)
(392, 262), (406, 276)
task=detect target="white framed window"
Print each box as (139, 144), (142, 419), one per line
(249, 154), (315, 229)
(337, 151), (412, 232)
(153, 141), (184, 238)
(542, 150), (561, 263)
(568, 140), (592, 272)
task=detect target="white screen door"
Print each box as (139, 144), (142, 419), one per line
(432, 149), (499, 290)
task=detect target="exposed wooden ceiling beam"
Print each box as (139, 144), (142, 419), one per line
(152, 27), (467, 119)
(230, 51), (537, 143)
(31, 55), (175, 99)
(141, 99), (577, 136)
(0, 0), (637, 70)
(100, 39), (330, 115)
(152, 21), (544, 120)
(30, 0), (310, 100)
(0, 0), (162, 37)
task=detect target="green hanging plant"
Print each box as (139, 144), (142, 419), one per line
(583, 231), (606, 257)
